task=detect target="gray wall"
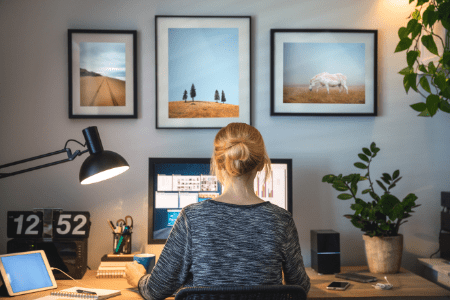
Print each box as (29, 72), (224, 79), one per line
(1, 0), (449, 274)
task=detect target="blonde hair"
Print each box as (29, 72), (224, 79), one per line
(211, 123), (271, 187)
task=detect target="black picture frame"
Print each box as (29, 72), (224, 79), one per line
(68, 29), (137, 118)
(271, 29), (377, 116)
(155, 16), (252, 129)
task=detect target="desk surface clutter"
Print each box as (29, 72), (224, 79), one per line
(1, 266), (449, 300)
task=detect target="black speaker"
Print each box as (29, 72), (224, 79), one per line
(440, 231), (450, 260)
(311, 230), (340, 274)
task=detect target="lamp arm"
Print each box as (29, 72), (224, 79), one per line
(0, 143), (89, 179)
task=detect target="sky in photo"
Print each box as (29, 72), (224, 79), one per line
(80, 42), (126, 81)
(283, 43), (365, 86)
(168, 28), (239, 105)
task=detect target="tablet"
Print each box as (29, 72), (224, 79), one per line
(0, 250), (57, 296)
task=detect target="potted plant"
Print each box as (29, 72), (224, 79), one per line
(322, 142), (420, 273)
(395, 0), (450, 117)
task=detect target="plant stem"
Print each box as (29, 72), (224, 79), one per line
(345, 182), (357, 200)
(367, 157), (375, 195)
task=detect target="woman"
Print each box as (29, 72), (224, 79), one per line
(126, 122), (310, 299)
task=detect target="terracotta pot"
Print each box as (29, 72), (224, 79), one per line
(362, 234), (403, 274)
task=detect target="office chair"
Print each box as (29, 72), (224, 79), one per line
(175, 285), (307, 300)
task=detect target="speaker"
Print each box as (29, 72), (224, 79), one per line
(440, 231), (450, 260)
(311, 230), (340, 274)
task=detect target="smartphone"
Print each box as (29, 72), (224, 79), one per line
(326, 281), (350, 290)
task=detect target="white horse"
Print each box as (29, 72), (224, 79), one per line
(309, 72), (348, 94)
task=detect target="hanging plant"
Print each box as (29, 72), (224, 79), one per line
(395, 0), (450, 116)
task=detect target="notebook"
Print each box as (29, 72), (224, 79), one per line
(36, 287), (121, 299)
(96, 265), (126, 278)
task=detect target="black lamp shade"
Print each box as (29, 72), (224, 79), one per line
(79, 150), (129, 185)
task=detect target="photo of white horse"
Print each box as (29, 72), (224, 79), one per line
(309, 72), (348, 94)
(283, 42), (365, 104)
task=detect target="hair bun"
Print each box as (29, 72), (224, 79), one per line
(228, 139), (250, 161)
(211, 123), (271, 185)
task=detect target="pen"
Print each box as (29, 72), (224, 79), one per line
(76, 289), (97, 295)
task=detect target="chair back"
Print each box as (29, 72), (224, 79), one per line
(174, 285), (306, 300)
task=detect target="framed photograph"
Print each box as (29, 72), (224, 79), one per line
(68, 29), (137, 118)
(155, 16), (251, 129)
(271, 29), (377, 116)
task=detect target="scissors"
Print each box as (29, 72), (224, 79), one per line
(116, 219), (125, 227)
(124, 215), (133, 230)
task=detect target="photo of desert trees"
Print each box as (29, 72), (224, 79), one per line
(167, 28), (239, 118)
(169, 84), (237, 118)
(79, 42), (126, 106)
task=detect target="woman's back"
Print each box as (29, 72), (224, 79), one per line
(139, 200), (310, 300)
(131, 123), (310, 300)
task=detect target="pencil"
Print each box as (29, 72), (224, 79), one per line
(107, 219), (115, 232)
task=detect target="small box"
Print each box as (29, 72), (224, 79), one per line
(311, 230), (340, 274)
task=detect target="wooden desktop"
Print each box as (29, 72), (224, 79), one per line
(1, 266), (449, 299)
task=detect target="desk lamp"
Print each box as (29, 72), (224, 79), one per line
(0, 126), (129, 184)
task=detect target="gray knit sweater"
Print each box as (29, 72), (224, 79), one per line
(138, 200), (310, 300)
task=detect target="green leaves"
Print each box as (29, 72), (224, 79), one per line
(419, 76), (431, 93)
(398, 27), (408, 39)
(434, 73), (447, 91)
(399, 66), (413, 75)
(443, 52), (450, 68)
(423, 5), (437, 27)
(407, 51), (420, 67)
(426, 94), (440, 116)
(362, 147), (372, 156)
(410, 102), (427, 112)
(338, 194), (353, 200)
(421, 34), (439, 56)
(322, 174), (335, 183)
(404, 73), (418, 93)
(395, 38), (413, 53)
(376, 180), (387, 192)
(396, 1), (449, 118)
(322, 141), (420, 236)
(439, 100), (450, 113)
(354, 162), (368, 169)
(358, 153), (369, 162)
(416, 0), (429, 6)
(393, 170), (400, 180)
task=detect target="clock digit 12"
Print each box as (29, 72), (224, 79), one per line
(7, 211), (44, 238)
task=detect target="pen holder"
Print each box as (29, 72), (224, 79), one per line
(113, 232), (132, 254)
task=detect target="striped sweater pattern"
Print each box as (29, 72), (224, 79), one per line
(138, 200), (310, 300)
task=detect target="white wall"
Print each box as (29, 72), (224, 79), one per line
(1, 0), (449, 275)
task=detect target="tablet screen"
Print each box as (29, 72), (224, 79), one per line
(0, 251), (57, 295)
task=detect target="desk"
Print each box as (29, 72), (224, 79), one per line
(418, 258), (450, 290)
(2, 266), (449, 299)
(307, 266), (450, 299)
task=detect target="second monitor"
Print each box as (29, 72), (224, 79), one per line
(148, 157), (292, 244)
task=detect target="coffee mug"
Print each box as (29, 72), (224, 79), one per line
(133, 253), (156, 274)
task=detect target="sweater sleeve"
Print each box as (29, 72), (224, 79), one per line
(282, 217), (310, 294)
(138, 209), (192, 300)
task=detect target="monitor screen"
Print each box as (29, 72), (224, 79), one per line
(148, 158), (292, 243)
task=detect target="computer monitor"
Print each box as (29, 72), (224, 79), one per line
(148, 157), (293, 244)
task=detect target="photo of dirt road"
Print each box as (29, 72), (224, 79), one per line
(80, 73), (125, 106)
